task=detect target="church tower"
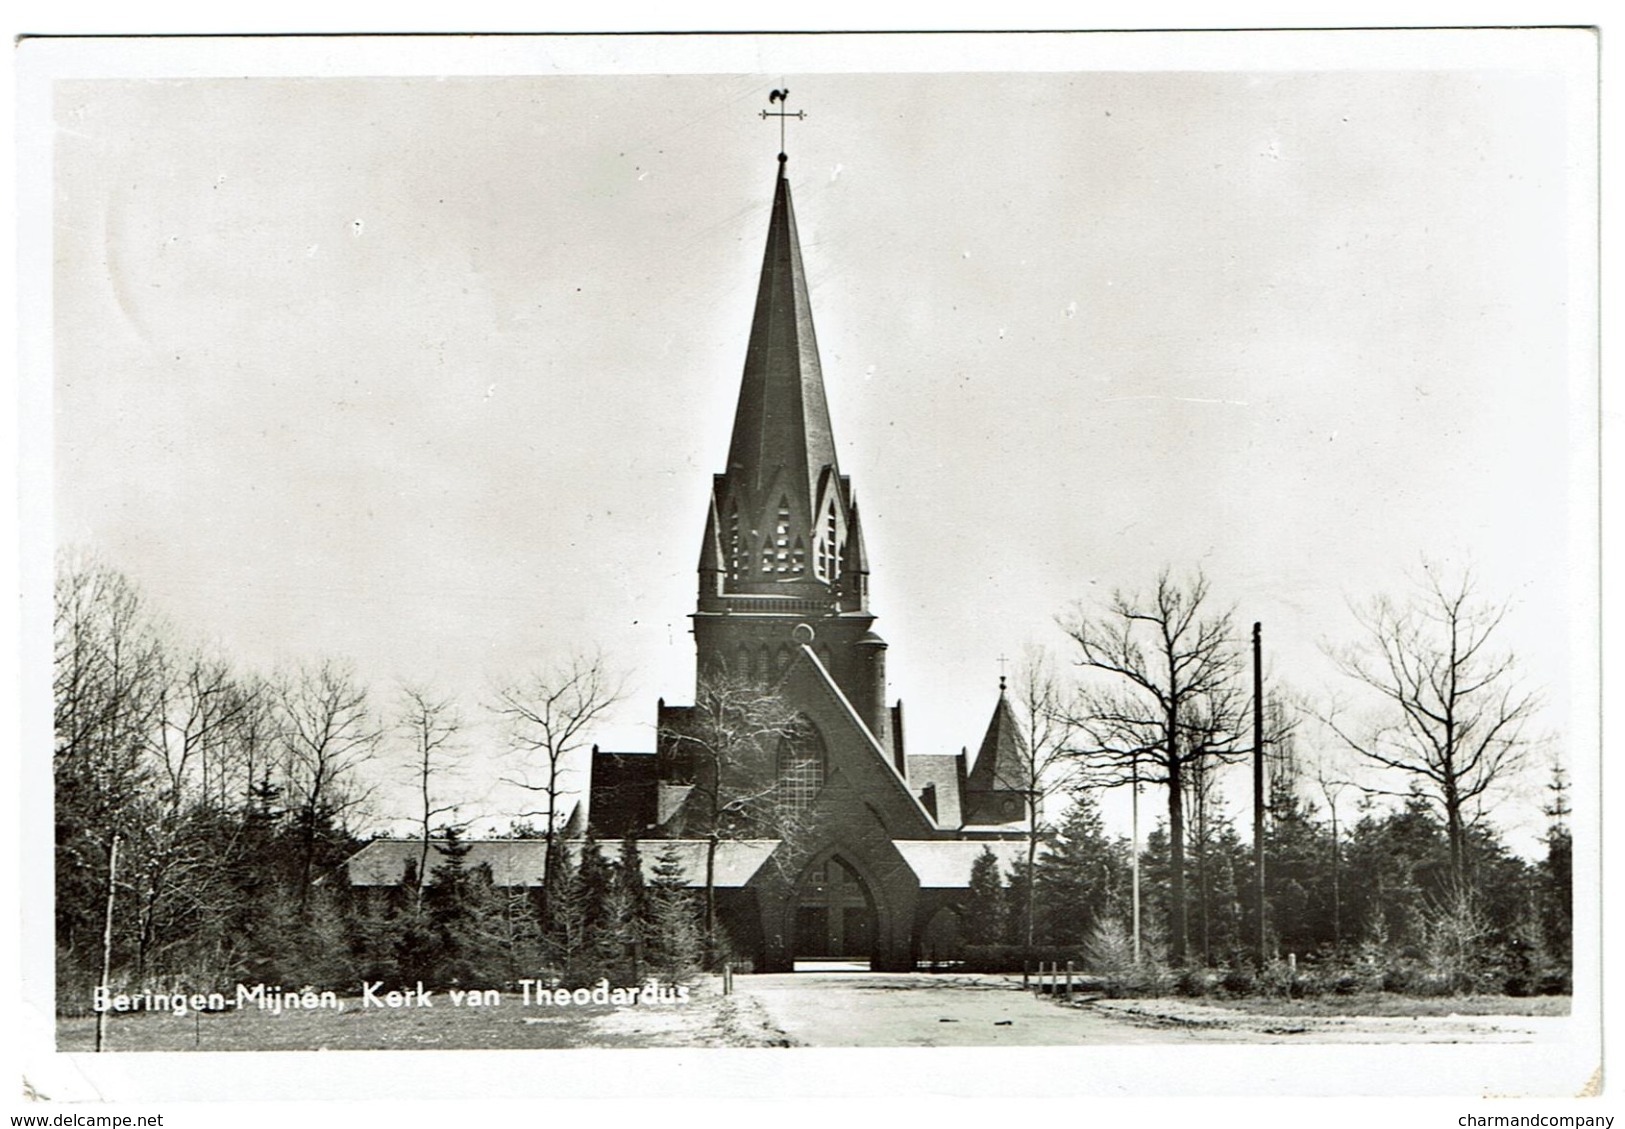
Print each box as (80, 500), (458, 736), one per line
(693, 153), (892, 751)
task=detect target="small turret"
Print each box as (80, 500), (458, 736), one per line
(963, 684), (1033, 826)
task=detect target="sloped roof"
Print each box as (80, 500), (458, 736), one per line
(892, 840), (1030, 888)
(343, 838), (781, 889)
(724, 161), (837, 515)
(966, 691), (1032, 794)
(791, 644), (940, 834)
(904, 754), (963, 828)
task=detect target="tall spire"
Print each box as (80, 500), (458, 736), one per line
(724, 162), (839, 508)
(691, 126), (881, 718)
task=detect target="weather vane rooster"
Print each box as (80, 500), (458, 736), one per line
(761, 89), (806, 157)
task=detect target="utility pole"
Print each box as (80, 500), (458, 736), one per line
(1252, 621), (1266, 971)
(1131, 752), (1141, 963)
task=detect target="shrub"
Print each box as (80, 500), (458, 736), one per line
(1176, 967), (1220, 998)
(1220, 965), (1258, 996)
(1079, 916), (1173, 996)
(1258, 959), (1296, 998)
(1329, 970), (1363, 996)
(958, 944), (1086, 974)
(1421, 884), (1490, 993)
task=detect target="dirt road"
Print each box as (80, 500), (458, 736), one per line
(731, 971), (1570, 1047)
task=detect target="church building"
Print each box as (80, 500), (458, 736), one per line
(349, 132), (1032, 972)
(586, 143), (1033, 971)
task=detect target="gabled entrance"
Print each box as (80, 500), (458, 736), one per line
(791, 855), (876, 967)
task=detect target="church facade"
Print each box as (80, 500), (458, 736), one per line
(349, 147), (1032, 972)
(585, 151), (1032, 971)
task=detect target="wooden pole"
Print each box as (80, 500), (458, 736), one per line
(1253, 622), (1267, 972)
(1131, 753), (1141, 964)
(1065, 960), (1073, 1001)
(95, 833), (121, 1053)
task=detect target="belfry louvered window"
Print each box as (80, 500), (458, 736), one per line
(727, 504), (743, 581)
(815, 503), (838, 581)
(763, 496), (793, 573)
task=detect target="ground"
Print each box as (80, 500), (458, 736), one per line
(732, 972), (1571, 1047)
(56, 978), (773, 1052)
(56, 973), (1570, 1051)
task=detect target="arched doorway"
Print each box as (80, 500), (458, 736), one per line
(791, 855), (877, 964)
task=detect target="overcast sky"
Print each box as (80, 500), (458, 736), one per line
(44, 34), (1594, 851)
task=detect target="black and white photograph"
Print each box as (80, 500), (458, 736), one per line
(13, 24), (1606, 1109)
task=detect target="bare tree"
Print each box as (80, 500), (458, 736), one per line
(490, 653), (625, 920)
(127, 650), (255, 980)
(150, 651), (254, 811)
(1311, 751), (1355, 950)
(276, 659), (382, 911)
(53, 554), (167, 964)
(1324, 560), (1542, 887)
(1009, 647), (1079, 967)
(224, 674), (279, 812)
(1059, 567), (1244, 964)
(662, 670), (801, 963)
(399, 684), (466, 907)
(54, 555), (166, 828)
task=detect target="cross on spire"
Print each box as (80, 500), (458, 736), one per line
(997, 653), (1010, 693)
(761, 89), (806, 160)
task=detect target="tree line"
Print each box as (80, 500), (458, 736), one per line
(956, 764), (1569, 996)
(970, 559), (1567, 995)
(53, 552), (697, 1011)
(54, 549), (1568, 1004)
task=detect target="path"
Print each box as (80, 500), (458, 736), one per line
(733, 971), (1224, 1046)
(731, 971), (1571, 1047)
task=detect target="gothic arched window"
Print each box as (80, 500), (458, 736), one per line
(777, 717), (826, 813)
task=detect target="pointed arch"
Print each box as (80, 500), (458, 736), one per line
(784, 846), (891, 966)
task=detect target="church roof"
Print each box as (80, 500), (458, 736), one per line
(966, 689), (1032, 795)
(892, 840), (1030, 888)
(904, 754), (964, 828)
(789, 643), (940, 834)
(343, 837), (1025, 891)
(843, 496), (869, 576)
(343, 838), (781, 889)
(698, 494), (725, 572)
(724, 160), (838, 517)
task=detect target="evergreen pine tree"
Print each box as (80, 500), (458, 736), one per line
(646, 842), (701, 984)
(1036, 791), (1130, 947)
(544, 847), (592, 985)
(963, 847), (1008, 948)
(576, 833), (613, 932)
(1539, 762), (1572, 990)
(617, 835), (649, 934)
